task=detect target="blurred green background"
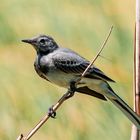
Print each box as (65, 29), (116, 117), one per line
(0, 0), (135, 140)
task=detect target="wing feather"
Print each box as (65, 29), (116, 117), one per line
(53, 49), (114, 82)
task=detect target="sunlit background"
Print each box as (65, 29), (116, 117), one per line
(0, 0), (135, 139)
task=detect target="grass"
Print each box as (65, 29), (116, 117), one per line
(0, 0), (135, 139)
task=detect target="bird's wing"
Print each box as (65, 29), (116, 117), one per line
(87, 66), (115, 82)
(53, 50), (90, 74)
(53, 49), (115, 82)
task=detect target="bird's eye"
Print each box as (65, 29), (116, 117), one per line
(39, 38), (46, 44)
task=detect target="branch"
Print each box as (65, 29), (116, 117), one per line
(131, 0), (140, 139)
(16, 26), (113, 140)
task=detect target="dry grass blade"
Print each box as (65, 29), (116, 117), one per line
(79, 26), (113, 80)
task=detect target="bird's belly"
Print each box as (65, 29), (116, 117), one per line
(45, 71), (76, 88)
(43, 70), (107, 95)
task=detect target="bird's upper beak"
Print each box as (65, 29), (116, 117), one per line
(22, 39), (33, 44)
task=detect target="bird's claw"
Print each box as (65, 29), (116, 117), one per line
(48, 106), (56, 118)
(65, 90), (75, 100)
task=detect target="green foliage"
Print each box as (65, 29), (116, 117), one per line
(0, 0), (134, 139)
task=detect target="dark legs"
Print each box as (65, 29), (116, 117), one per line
(64, 80), (77, 100)
(48, 80), (77, 118)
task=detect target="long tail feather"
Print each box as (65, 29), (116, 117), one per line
(106, 91), (140, 130)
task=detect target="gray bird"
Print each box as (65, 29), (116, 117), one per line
(22, 34), (140, 129)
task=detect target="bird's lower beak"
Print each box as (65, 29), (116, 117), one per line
(22, 39), (33, 44)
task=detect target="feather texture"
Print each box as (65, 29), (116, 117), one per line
(53, 48), (114, 82)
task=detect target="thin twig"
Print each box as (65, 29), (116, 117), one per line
(76, 25), (113, 83)
(16, 26), (113, 140)
(21, 92), (70, 140)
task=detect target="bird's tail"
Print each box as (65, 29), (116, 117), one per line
(106, 88), (140, 130)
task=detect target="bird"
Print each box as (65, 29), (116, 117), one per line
(22, 34), (140, 129)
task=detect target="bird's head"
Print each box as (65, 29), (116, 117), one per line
(22, 35), (58, 54)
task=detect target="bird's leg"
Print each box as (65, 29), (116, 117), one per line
(48, 78), (79, 118)
(48, 105), (56, 118)
(65, 78), (78, 100)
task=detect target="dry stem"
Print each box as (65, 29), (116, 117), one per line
(131, 0), (140, 139)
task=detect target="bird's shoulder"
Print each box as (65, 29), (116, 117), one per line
(52, 47), (88, 62)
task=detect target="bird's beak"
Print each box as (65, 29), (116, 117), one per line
(21, 39), (33, 44)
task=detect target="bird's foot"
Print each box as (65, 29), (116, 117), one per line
(48, 105), (56, 118)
